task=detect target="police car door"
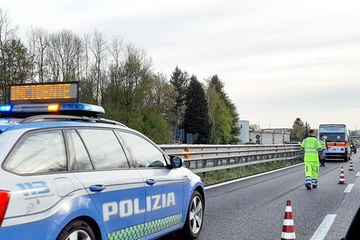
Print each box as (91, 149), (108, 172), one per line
(1, 129), (84, 231)
(66, 129), (147, 239)
(118, 131), (185, 232)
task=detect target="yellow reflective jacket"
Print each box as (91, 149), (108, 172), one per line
(320, 139), (327, 150)
(301, 136), (322, 162)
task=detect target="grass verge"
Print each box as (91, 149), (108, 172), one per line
(198, 158), (304, 186)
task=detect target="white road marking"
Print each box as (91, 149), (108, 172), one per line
(344, 184), (354, 193)
(310, 214), (337, 240)
(356, 172), (360, 177)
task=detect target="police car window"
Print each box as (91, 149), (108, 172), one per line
(4, 130), (66, 174)
(77, 129), (129, 170)
(119, 131), (166, 168)
(67, 130), (93, 171)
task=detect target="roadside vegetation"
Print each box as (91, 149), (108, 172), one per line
(199, 158), (303, 186)
(0, 8), (310, 144)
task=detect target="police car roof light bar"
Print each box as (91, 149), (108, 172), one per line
(0, 103), (105, 118)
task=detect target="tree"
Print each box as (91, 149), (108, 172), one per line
(89, 30), (107, 104)
(2, 39), (32, 83)
(27, 27), (49, 82)
(102, 44), (153, 128)
(208, 75), (240, 143)
(46, 30), (84, 82)
(206, 83), (232, 144)
(169, 66), (189, 130)
(249, 124), (260, 130)
(290, 118), (309, 141)
(304, 121), (311, 138)
(182, 75), (210, 144)
(0, 8), (19, 102)
(142, 72), (174, 143)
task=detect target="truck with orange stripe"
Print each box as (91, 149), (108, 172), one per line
(318, 124), (351, 162)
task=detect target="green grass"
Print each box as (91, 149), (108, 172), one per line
(198, 158), (304, 186)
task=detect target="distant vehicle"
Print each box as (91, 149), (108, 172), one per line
(318, 124), (351, 161)
(0, 82), (205, 240)
(350, 139), (357, 153)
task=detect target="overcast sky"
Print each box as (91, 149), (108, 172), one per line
(2, 0), (360, 130)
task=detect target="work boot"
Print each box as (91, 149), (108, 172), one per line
(312, 179), (318, 189)
(305, 182), (312, 190)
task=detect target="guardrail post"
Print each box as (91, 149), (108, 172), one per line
(184, 160), (190, 169)
(201, 159), (206, 168)
(185, 146), (190, 160)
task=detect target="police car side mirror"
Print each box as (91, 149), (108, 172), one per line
(169, 156), (183, 168)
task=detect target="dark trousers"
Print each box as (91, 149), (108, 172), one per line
(319, 150), (326, 166)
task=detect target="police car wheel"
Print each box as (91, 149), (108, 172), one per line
(56, 220), (96, 240)
(177, 190), (204, 239)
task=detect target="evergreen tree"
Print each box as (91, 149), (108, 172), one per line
(182, 75), (210, 144)
(209, 75), (240, 143)
(169, 66), (189, 130)
(0, 38), (32, 102)
(290, 118), (309, 141)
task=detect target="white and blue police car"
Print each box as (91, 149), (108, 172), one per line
(0, 82), (205, 240)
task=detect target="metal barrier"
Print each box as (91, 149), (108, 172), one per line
(159, 144), (303, 174)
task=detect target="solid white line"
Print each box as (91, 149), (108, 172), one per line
(204, 163), (304, 190)
(310, 214), (336, 240)
(344, 184), (354, 193)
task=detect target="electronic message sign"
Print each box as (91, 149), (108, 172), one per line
(9, 82), (79, 104)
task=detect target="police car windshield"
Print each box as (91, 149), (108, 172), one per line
(323, 133), (346, 142)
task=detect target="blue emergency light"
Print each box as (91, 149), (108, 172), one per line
(0, 105), (12, 112)
(60, 103), (105, 114)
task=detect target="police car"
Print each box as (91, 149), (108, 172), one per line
(0, 82), (205, 240)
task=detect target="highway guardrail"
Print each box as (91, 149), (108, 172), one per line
(159, 144), (303, 174)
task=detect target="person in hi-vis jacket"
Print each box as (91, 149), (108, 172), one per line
(319, 134), (327, 167)
(301, 129), (322, 190)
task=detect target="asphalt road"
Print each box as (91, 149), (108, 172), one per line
(159, 152), (360, 240)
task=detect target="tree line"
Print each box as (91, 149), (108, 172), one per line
(0, 8), (240, 144)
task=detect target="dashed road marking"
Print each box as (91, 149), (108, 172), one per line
(344, 184), (354, 193)
(310, 214), (336, 240)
